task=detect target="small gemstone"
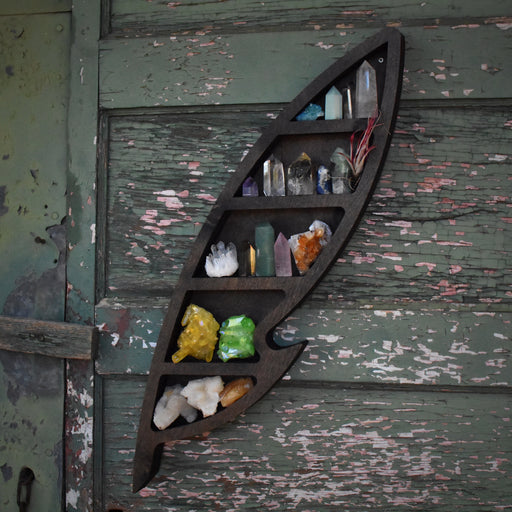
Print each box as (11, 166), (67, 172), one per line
(325, 86), (343, 120)
(296, 103), (324, 121)
(356, 60), (378, 119)
(316, 165), (332, 194)
(287, 152), (314, 195)
(242, 176), (258, 197)
(274, 232), (292, 276)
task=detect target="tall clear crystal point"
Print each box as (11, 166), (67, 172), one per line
(355, 60), (378, 119)
(325, 86), (343, 120)
(255, 222), (275, 277)
(344, 87), (353, 119)
(287, 152), (314, 195)
(274, 232), (292, 277)
(242, 176), (258, 197)
(263, 155), (285, 196)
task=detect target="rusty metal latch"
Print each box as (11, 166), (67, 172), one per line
(16, 467), (34, 512)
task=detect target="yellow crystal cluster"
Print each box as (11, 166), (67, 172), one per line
(171, 304), (220, 363)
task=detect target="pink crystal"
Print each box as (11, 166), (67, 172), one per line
(274, 232), (292, 276)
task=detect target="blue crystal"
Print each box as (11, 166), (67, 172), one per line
(316, 165), (332, 194)
(242, 176), (258, 197)
(296, 103), (324, 121)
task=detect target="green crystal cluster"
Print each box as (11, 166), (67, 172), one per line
(217, 314), (256, 362)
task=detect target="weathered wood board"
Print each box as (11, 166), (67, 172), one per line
(101, 378), (512, 511)
(62, 0), (512, 508)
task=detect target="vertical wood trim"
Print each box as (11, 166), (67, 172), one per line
(65, 0), (101, 510)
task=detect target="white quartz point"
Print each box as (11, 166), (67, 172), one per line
(181, 376), (224, 417)
(205, 241), (239, 277)
(325, 86), (343, 120)
(153, 385), (198, 430)
(356, 60), (378, 119)
(263, 155), (285, 196)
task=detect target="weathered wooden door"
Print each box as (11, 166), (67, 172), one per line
(68, 1), (511, 510)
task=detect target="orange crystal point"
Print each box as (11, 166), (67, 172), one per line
(171, 304), (220, 363)
(294, 228), (324, 273)
(219, 377), (254, 407)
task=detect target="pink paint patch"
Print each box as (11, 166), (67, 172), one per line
(156, 196), (184, 209)
(394, 265), (404, 272)
(197, 193), (216, 202)
(188, 161), (201, 170)
(449, 265), (463, 274)
(177, 190), (189, 198)
(416, 262), (437, 272)
(135, 256), (150, 264)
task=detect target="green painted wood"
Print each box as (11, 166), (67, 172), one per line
(0, 0), (70, 16)
(94, 302), (512, 389)
(99, 25), (512, 108)
(0, 13), (70, 318)
(100, 377), (512, 510)
(107, 0), (512, 36)
(64, 1), (101, 511)
(99, 107), (511, 304)
(0, 352), (64, 512)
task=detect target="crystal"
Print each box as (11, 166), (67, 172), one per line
(330, 147), (351, 194)
(316, 165), (332, 195)
(255, 222), (275, 276)
(287, 152), (314, 195)
(356, 60), (378, 119)
(242, 176), (258, 197)
(344, 87), (353, 119)
(263, 155), (285, 196)
(205, 241), (239, 277)
(274, 232), (292, 277)
(219, 377), (254, 407)
(181, 376), (224, 417)
(153, 384), (198, 430)
(217, 314), (256, 362)
(171, 304), (220, 363)
(289, 220), (332, 274)
(296, 103), (324, 121)
(325, 86), (343, 120)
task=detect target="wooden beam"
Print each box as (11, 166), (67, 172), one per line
(0, 315), (97, 360)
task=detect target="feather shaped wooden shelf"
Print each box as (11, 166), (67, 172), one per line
(133, 27), (405, 491)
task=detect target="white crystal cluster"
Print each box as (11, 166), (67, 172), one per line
(205, 241), (239, 277)
(153, 376), (224, 430)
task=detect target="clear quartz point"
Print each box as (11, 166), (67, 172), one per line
(355, 60), (378, 119)
(263, 155), (285, 196)
(287, 152), (314, 195)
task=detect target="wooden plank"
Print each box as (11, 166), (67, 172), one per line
(65, 1), (101, 510)
(0, 0), (70, 15)
(100, 377), (512, 510)
(98, 25), (512, 108)
(94, 301), (512, 388)
(0, 316), (97, 360)
(99, 107), (511, 304)
(106, 0), (512, 36)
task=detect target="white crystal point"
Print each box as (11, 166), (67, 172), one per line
(355, 60), (378, 119)
(181, 376), (224, 417)
(263, 155), (285, 196)
(325, 86), (343, 120)
(205, 241), (239, 277)
(153, 385), (198, 430)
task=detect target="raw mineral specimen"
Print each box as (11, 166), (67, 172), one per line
(289, 220), (332, 274)
(316, 165), (332, 194)
(205, 241), (239, 277)
(219, 377), (254, 407)
(171, 304), (220, 363)
(217, 315), (256, 362)
(181, 376), (224, 417)
(296, 103), (324, 121)
(287, 152), (314, 195)
(153, 384), (198, 430)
